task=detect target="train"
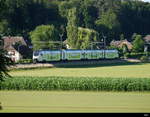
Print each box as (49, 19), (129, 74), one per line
(32, 49), (119, 63)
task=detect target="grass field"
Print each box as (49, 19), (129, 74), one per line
(9, 63), (150, 78)
(0, 91), (150, 113)
(1, 62), (150, 112)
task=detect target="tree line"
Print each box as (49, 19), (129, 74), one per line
(0, 0), (150, 51)
(0, 0), (150, 81)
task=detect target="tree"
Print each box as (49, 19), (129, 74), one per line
(122, 44), (129, 54)
(81, 1), (97, 29)
(131, 33), (137, 41)
(120, 34), (125, 40)
(77, 27), (99, 49)
(0, 35), (14, 81)
(95, 9), (121, 44)
(30, 25), (59, 51)
(0, 20), (8, 35)
(132, 34), (144, 52)
(66, 8), (78, 49)
(0, 0), (7, 18)
(118, 1), (150, 39)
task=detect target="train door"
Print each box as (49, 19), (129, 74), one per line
(62, 50), (66, 60)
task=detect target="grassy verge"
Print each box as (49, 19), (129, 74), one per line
(1, 76), (150, 91)
(9, 63), (150, 78)
(0, 91), (150, 112)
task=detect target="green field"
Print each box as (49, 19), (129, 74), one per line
(1, 62), (150, 112)
(9, 63), (150, 78)
(0, 91), (150, 113)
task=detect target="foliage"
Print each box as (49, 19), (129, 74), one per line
(81, 0), (97, 29)
(0, 0), (150, 50)
(77, 27), (99, 49)
(0, 102), (2, 110)
(66, 8), (78, 49)
(17, 59), (33, 64)
(0, 35), (14, 81)
(118, 1), (150, 39)
(132, 34), (144, 52)
(140, 56), (149, 62)
(131, 33), (137, 41)
(0, 20), (8, 34)
(124, 52), (149, 59)
(95, 9), (121, 44)
(1, 76), (150, 91)
(122, 44), (129, 54)
(108, 45), (123, 57)
(30, 25), (59, 50)
(0, 0), (65, 44)
(96, 9), (120, 31)
(120, 34), (125, 40)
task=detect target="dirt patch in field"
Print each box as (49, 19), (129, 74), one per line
(9, 63), (54, 70)
(124, 59), (141, 62)
(9, 59), (141, 69)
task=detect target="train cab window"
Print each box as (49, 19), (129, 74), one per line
(34, 51), (39, 56)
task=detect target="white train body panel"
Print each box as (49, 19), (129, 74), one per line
(33, 49), (119, 62)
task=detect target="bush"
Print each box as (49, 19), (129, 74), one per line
(0, 102), (2, 110)
(108, 46), (124, 58)
(124, 53), (130, 59)
(140, 56), (149, 62)
(124, 52), (150, 59)
(132, 34), (144, 52)
(1, 76), (150, 92)
(17, 59), (33, 64)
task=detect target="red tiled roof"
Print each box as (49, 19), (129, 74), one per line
(2, 36), (27, 51)
(110, 40), (133, 50)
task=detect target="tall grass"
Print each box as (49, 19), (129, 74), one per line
(1, 76), (150, 91)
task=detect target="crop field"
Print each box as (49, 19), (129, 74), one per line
(1, 62), (150, 112)
(0, 91), (150, 113)
(9, 63), (150, 78)
(1, 77), (150, 91)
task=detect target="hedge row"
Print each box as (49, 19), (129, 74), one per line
(16, 59), (33, 64)
(124, 52), (150, 59)
(1, 77), (150, 91)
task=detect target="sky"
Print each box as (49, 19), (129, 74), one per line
(142, 0), (150, 2)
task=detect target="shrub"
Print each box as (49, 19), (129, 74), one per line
(1, 76), (150, 92)
(125, 52), (150, 59)
(140, 56), (149, 62)
(17, 59), (33, 64)
(124, 53), (130, 59)
(132, 34), (144, 52)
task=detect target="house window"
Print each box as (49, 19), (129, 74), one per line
(8, 51), (15, 56)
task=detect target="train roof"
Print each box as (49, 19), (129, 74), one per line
(105, 50), (118, 52)
(34, 49), (118, 52)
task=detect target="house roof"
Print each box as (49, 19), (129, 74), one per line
(4, 45), (17, 52)
(110, 39), (133, 50)
(144, 35), (150, 43)
(2, 36), (27, 51)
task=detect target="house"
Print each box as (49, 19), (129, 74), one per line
(143, 35), (150, 52)
(110, 39), (133, 51)
(2, 36), (27, 62)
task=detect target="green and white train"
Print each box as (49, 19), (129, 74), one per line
(33, 49), (119, 63)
